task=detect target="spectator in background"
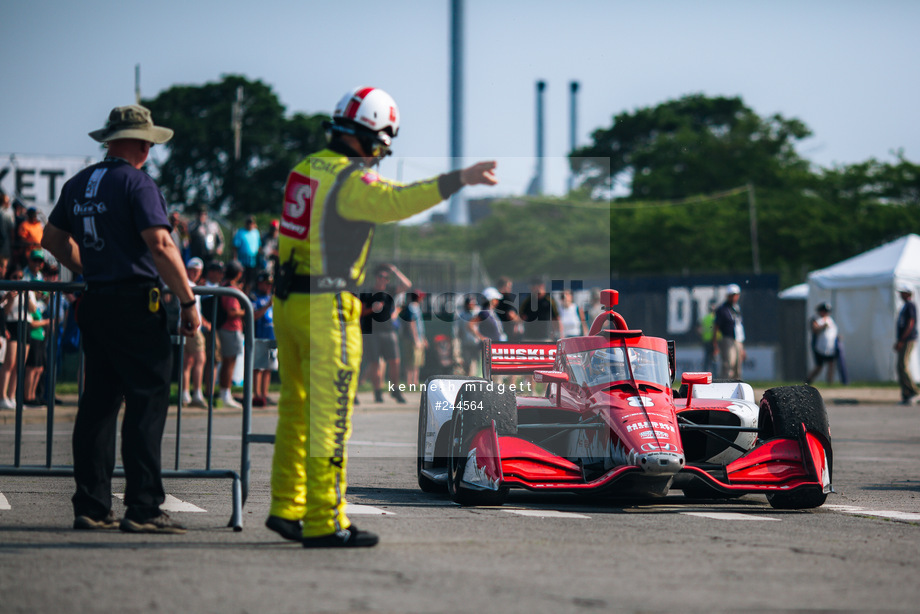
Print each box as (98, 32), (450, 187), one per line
(169, 211), (189, 262)
(520, 276), (561, 341)
(38, 263), (66, 406)
(11, 199), (27, 266)
(470, 287), (506, 344)
(0, 258), (11, 402)
(496, 276), (522, 342)
(217, 261), (245, 409)
(22, 250), (50, 342)
(398, 289), (426, 388)
(232, 215), (262, 291)
(361, 263), (410, 403)
(456, 295), (482, 376)
(181, 257), (208, 408)
(23, 302), (49, 406)
(583, 288), (604, 329)
(17, 207), (44, 259)
(261, 220), (280, 274)
(699, 300), (718, 374)
(250, 270), (276, 407)
(1, 265), (35, 409)
(198, 260), (224, 401)
(0, 191), (15, 268)
(894, 283), (919, 405)
(713, 284), (746, 380)
(806, 302), (838, 385)
(559, 289), (588, 337)
(187, 207), (224, 266)
(23, 249), (45, 282)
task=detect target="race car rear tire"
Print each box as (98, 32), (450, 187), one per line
(446, 384), (516, 506)
(417, 376), (485, 493)
(759, 385), (832, 509)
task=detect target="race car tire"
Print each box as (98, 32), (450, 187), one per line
(446, 384), (516, 506)
(417, 375), (484, 493)
(759, 385), (832, 510)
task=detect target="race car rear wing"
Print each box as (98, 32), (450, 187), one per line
(482, 339), (557, 380)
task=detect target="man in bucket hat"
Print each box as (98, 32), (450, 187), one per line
(41, 104), (200, 534)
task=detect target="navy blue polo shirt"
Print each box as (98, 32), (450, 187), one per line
(897, 300), (917, 342)
(49, 158), (170, 283)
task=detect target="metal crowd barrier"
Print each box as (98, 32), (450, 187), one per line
(0, 280), (254, 531)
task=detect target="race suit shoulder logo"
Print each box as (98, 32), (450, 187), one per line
(360, 171), (380, 186)
(281, 172), (318, 240)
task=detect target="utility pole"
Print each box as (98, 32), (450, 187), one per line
(748, 183), (761, 274)
(448, 0), (466, 224)
(135, 64), (141, 104)
(230, 86), (244, 211)
(232, 86), (244, 162)
(568, 81), (579, 193)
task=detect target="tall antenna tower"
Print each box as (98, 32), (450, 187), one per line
(447, 0), (466, 224)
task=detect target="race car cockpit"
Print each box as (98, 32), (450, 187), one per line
(566, 346), (671, 389)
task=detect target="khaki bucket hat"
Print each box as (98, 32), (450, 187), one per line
(89, 104), (173, 144)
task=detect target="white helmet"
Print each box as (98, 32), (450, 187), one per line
(331, 87), (400, 159)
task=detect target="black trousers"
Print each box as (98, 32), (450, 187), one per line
(71, 290), (172, 521)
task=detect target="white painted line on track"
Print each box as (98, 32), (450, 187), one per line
(503, 509), (591, 519)
(0, 492), (10, 510)
(114, 493), (207, 513)
(681, 512), (780, 521)
(824, 504), (920, 522)
(345, 504), (396, 516)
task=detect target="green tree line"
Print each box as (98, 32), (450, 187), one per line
(143, 77), (920, 288)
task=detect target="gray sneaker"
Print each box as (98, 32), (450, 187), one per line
(74, 511), (119, 530)
(119, 512), (187, 535)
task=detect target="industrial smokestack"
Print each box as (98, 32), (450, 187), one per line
(568, 80), (579, 193)
(448, 0), (466, 224)
(527, 80), (546, 196)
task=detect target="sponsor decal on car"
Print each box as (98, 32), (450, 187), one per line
(626, 421), (675, 433)
(640, 442), (679, 452)
(639, 430), (674, 439)
(491, 346), (557, 361)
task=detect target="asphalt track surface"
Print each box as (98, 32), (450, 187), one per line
(1, 388), (919, 613)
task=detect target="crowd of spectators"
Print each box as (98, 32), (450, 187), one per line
(0, 198), (284, 411)
(168, 210), (280, 408)
(0, 190), (67, 409)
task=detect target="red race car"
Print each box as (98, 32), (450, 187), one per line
(417, 289), (832, 509)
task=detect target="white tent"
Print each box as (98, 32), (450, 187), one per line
(807, 234), (920, 382)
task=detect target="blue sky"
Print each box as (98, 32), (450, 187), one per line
(2, 0), (919, 214)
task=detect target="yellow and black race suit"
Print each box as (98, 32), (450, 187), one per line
(270, 147), (461, 537)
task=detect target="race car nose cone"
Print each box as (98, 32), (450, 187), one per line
(637, 452), (685, 476)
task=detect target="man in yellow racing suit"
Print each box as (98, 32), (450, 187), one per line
(267, 86), (497, 548)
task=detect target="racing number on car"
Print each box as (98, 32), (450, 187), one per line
(280, 172), (318, 240)
(627, 396), (654, 407)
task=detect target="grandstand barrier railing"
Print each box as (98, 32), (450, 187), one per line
(0, 280), (256, 531)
